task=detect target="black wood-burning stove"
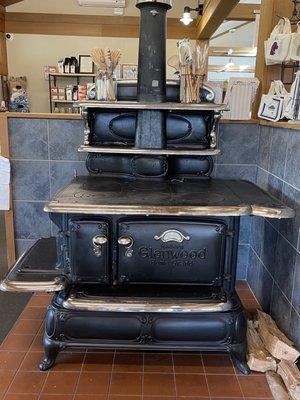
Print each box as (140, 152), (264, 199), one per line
(1, 0), (293, 375)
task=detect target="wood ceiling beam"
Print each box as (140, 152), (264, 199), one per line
(5, 12), (197, 39)
(0, 0), (24, 7)
(197, 0), (240, 40)
(226, 4), (261, 21)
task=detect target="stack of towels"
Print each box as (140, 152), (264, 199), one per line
(0, 156), (10, 211)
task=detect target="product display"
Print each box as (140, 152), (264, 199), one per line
(223, 77), (260, 120)
(265, 18), (292, 65)
(91, 47), (121, 101)
(8, 76), (30, 113)
(258, 80), (289, 122)
(177, 39), (209, 103)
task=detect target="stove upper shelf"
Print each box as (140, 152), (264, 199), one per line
(45, 176), (294, 219)
(77, 101), (228, 112)
(78, 146), (221, 156)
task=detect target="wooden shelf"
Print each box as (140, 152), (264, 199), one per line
(49, 73), (96, 78)
(77, 101), (228, 112)
(51, 100), (74, 103)
(78, 145), (221, 156)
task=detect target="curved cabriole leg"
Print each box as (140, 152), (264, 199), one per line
(39, 336), (61, 371)
(231, 343), (250, 375)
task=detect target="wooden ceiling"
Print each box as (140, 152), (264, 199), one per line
(0, 0), (24, 6)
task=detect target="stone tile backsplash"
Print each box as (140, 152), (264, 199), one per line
(8, 118), (300, 347)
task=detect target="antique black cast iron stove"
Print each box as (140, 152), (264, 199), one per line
(1, 0), (293, 375)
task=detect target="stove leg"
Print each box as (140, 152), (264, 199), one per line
(39, 336), (61, 371)
(230, 343), (250, 375)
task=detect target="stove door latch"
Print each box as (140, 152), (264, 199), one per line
(92, 235), (108, 257)
(118, 236), (134, 258)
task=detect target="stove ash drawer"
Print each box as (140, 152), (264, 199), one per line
(117, 220), (226, 285)
(69, 220), (109, 284)
(0, 238), (66, 293)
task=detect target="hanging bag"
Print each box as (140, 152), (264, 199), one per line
(265, 18), (292, 65)
(284, 71), (300, 120)
(289, 22), (300, 61)
(258, 81), (289, 122)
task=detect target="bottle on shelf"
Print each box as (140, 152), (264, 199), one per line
(63, 58), (71, 74)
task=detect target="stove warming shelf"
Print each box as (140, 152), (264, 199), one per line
(78, 101), (228, 112)
(78, 146), (221, 156)
(45, 176), (294, 219)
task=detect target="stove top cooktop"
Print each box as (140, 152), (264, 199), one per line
(44, 176), (293, 218)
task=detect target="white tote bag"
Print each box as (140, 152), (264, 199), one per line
(265, 18), (292, 65)
(258, 81), (289, 122)
(289, 22), (300, 61)
(284, 71), (300, 120)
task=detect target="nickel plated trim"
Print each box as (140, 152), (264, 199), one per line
(76, 101), (228, 112)
(78, 146), (221, 156)
(63, 296), (232, 313)
(0, 277), (66, 293)
(44, 204), (251, 216)
(44, 203), (294, 218)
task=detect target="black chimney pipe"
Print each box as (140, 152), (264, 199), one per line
(136, 0), (172, 102)
(135, 0), (172, 150)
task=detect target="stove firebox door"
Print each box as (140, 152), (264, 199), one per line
(117, 220), (226, 285)
(69, 220), (109, 284)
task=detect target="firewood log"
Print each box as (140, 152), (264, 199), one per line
(257, 311), (300, 362)
(266, 371), (291, 400)
(277, 360), (300, 400)
(247, 320), (277, 372)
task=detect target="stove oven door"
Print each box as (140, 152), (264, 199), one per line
(117, 220), (226, 286)
(0, 237), (66, 293)
(69, 220), (110, 284)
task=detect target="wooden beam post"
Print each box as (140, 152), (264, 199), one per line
(0, 113), (16, 268)
(197, 0), (240, 40)
(0, 4), (7, 76)
(253, 0), (294, 116)
(226, 4), (261, 21)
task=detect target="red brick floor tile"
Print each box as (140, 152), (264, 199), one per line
(83, 352), (114, 372)
(206, 374), (243, 398)
(110, 372), (143, 396)
(4, 395), (39, 400)
(74, 396), (107, 400)
(27, 296), (52, 308)
(42, 371), (80, 394)
(143, 397), (176, 400)
(19, 307), (46, 320)
(10, 319), (42, 336)
(173, 354), (204, 373)
(113, 352), (143, 373)
(1, 335), (35, 352)
(109, 397), (142, 400)
(51, 352), (85, 372)
(236, 281), (249, 290)
(8, 371), (46, 394)
(0, 351), (26, 370)
(238, 375), (273, 398)
(0, 370), (15, 396)
(175, 374), (209, 397)
(20, 352), (46, 371)
(143, 353), (173, 373)
(143, 373), (176, 397)
(29, 335), (44, 352)
(76, 372), (110, 395)
(202, 354), (235, 374)
(39, 396), (73, 400)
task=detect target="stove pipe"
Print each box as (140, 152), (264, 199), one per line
(136, 0), (172, 103)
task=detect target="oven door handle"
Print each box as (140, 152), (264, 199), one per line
(154, 229), (190, 243)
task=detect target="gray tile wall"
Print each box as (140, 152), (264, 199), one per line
(248, 125), (300, 348)
(8, 118), (86, 256)
(8, 118), (299, 347)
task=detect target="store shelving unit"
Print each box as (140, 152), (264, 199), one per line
(48, 73), (96, 113)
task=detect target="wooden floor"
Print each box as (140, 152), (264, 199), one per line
(0, 282), (273, 400)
